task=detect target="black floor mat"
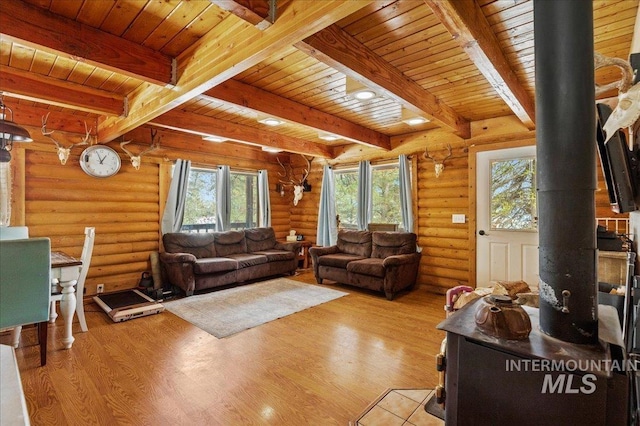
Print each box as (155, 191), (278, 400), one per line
(424, 394), (445, 420)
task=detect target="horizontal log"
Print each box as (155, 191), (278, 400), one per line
(418, 237), (469, 250)
(86, 273), (143, 295)
(419, 218), (469, 228)
(28, 212), (159, 226)
(26, 176), (160, 193)
(419, 179), (469, 191)
(417, 207), (470, 218)
(27, 188), (159, 203)
(420, 247), (469, 260)
(90, 251), (154, 268)
(26, 201), (158, 214)
(418, 187), (468, 199)
(418, 198), (469, 209)
(89, 261), (151, 279)
(420, 227), (468, 239)
(422, 256), (468, 271)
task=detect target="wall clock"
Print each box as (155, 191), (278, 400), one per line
(79, 145), (121, 178)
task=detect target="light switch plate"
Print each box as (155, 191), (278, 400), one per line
(452, 214), (466, 224)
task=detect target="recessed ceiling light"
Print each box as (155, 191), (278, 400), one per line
(346, 77), (379, 102)
(262, 146), (282, 153)
(353, 90), (376, 101)
(403, 117), (429, 126)
(318, 132), (340, 141)
(202, 135), (225, 142)
(401, 108), (430, 126)
(258, 117), (284, 126)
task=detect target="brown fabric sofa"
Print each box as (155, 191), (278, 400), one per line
(160, 227), (301, 296)
(309, 230), (421, 300)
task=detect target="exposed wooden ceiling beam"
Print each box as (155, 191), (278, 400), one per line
(123, 126), (279, 164)
(297, 25), (470, 138)
(205, 79), (391, 150)
(210, 0), (275, 29)
(0, 65), (125, 117)
(4, 100), (97, 135)
(425, 0), (535, 129)
(98, 0), (373, 143)
(150, 110), (333, 158)
(0, 0), (174, 86)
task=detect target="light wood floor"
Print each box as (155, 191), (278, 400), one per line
(3, 272), (447, 425)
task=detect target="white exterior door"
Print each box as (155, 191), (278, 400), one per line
(476, 146), (539, 289)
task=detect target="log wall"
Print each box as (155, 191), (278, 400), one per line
(8, 118), (626, 297)
(10, 126), (293, 297)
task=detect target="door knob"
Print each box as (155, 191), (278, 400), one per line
(479, 230), (488, 236)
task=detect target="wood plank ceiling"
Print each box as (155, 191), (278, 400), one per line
(0, 0), (638, 160)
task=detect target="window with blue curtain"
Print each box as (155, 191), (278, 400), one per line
(334, 162), (404, 230)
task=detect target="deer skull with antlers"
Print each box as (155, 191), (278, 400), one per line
(120, 129), (160, 170)
(423, 144), (452, 178)
(277, 154), (312, 206)
(41, 113), (92, 165)
(594, 52), (640, 142)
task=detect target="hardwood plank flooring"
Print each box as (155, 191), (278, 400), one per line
(2, 272), (447, 425)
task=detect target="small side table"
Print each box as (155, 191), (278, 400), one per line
(297, 240), (313, 269)
(279, 240), (313, 269)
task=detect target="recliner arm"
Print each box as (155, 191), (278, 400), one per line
(382, 253), (421, 267)
(159, 252), (197, 264)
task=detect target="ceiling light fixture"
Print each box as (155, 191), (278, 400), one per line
(346, 77), (379, 102)
(0, 94), (32, 163)
(257, 116), (284, 126)
(318, 132), (341, 141)
(202, 135), (225, 143)
(401, 108), (430, 126)
(261, 146), (282, 153)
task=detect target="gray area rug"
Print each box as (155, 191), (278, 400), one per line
(164, 278), (347, 338)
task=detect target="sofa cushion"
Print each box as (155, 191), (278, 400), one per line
(214, 230), (247, 256)
(252, 250), (296, 262)
(317, 253), (365, 268)
(372, 232), (416, 259)
(194, 257), (238, 274)
(347, 258), (386, 278)
(336, 230), (372, 257)
(224, 253), (267, 268)
(244, 227), (277, 252)
(163, 233), (216, 258)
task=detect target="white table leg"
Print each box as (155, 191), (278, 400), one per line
(49, 279), (59, 323)
(59, 279), (77, 349)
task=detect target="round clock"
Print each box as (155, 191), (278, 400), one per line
(79, 145), (121, 178)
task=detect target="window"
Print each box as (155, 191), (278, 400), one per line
(334, 169), (358, 229)
(334, 163), (403, 229)
(182, 167), (216, 232)
(490, 156), (537, 231)
(371, 165), (401, 225)
(230, 172), (258, 229)
(181, 167), (258, 232)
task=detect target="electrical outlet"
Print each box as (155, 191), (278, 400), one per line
(452, 214), (466, 224)
(96, 284), (104, 294)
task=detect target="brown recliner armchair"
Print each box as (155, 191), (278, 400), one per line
(309, 230), (420, 300)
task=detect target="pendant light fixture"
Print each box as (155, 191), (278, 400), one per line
(0, 94), (32, 162)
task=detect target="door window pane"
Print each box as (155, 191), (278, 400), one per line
(490, 157), (536, 231)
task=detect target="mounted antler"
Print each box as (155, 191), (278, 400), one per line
(120, 129), (160, 170)
(594, 52), (640, 142)
(41, 113), (92, 165)
(423, 144), (452, 178)
(277, 154), (312, 205)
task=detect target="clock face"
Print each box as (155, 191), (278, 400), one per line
(79, 145), (121, 178)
